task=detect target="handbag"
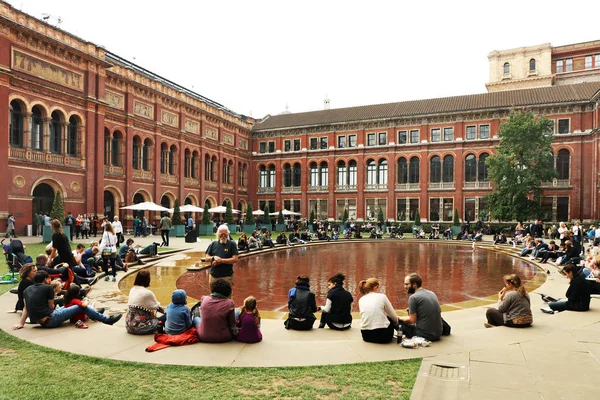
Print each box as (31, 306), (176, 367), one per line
(101, 232), (116, 256)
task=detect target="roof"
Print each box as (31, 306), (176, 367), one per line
(253, 82), (600, 131)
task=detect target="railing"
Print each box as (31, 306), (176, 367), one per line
(365, 183), (388, 191)
(10, 147), (82, 168)
(541, 179), (571, 188)
(184, 177), (200, 187)
(282, 186), (302, 193)
(428, 182), (455, 190)
(104, 165), (124, 176)
(160, 175), (178, 185)
(307, 185), (328, 193)
(257, 187), (275, 194)
(463, 181), (491, 189)
(395, 183), (420, 191)
(335, 184), (357, 192)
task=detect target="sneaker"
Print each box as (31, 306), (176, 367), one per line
(106, 314), (123, 325)
(104, 276), (110, 281)
(484, 322), (494, 328)
(75, 320), (88, 329)
(112, 276), (116, 282)
(540, 306), (556, 314)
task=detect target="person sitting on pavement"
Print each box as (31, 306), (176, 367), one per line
(261, 230), (275, 248)
(288, 230), (306, 244)
(398, 273), (443, 342)
(358, 277), (399, 343)
(540, 241), (561, 263)
(236, 296), (262, 344)
(164, 289), (193, 335)
(72, 243), (96, 278)
(119, 238), (144, 266)
(8, 263), (36, 313)
(248, 231), (263, 250)
(11, 270), (121, 330)
(493, 232), (507, 245)
(63, 284), (106, 329)
(546, 264), (590, 313)
(318, 273), (353, 330)
(284, 275), (317, 330)
(126, 270), (165, 335)
(276, 231), (290, 246)
(195, 279), (237, 343)
(237, 233), (249, 252)
(485, 274), (532, 328)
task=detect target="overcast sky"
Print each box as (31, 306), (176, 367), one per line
(10, 0), (600, 118)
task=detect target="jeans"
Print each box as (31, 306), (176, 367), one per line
(548, 301), (568, 312)
(45, 305), (108, 328)
(161, 230), (170, 246)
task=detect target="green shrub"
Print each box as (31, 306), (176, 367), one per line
(202, 200), (212, 225)
(245, 203), (255, 224)
(50, 191), (65, 221)
(172, 198), (182, 225)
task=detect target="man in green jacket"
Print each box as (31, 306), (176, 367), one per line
(159, 213), (172, 247)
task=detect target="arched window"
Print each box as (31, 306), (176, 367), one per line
(9, 101), (24, 148)
(348, 160), (357, 185)
(320, 161), (328, 186)
(366, 159), (377, 184)
(228, 161), (233, 184)
(50, 111), (62, 154)
(556, 149), (570, 180)
(268, 165), (276, 187)
(283, 164), (292, 187)
(142, 139), (151, 171)
(184, 149), (191, 178)
(111, 131), (123, 167)
(160, 143), (168, 174)
(192, 151), (199, 179)
(409, 157), (419, 183)
(259, 165), (268, 188)
(67, 116), (78, 156)
(211, 156), (217, 181)
(503, 62), (510, 74)
(442, 155), (454, 182)
(222, 159), (228, 184)
(309, 162), (319, 186)
(529, 58), (536, 72)
(31, 106), (43, 151)
(337, 161), (347, 185)
(293, 163), (302, 186)
(464, 154), (477, 182)
(238, 162), (246, 186)
(430, 156), (441, 183)
(103, 128), (110, 165)
(378, 159), (388, 185)
(478, 153), (489, 182)
(168, 145), (177, 175)
(204, 155), (211, 181)
(133, 137), (141, 170)
(397, 157), (408, 184)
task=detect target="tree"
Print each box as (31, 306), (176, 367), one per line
(484, 111), (555, 222)
(277, 210), (284, 225)
(172, 198), (182, 225)
(377, 208), (384, 224)
(224, 200), (234, 224)
(342, 208), (349, 223)
(413, 209), (420, 226)
(245, 203), (255, 225)
(453, 208), (460, 226)
(309, 210), (315, 225)
(50, 191), (65, 221)
(202, 200), (212, 225)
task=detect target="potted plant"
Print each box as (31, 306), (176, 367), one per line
(412, 209), (422, 237)
(451, 208), (462, 236)
(171, 198), (185, 237)
(224, 200), (237, 234)
(198, 200), (213, 236)
(276, 210), (286, 232)
(46, 191), (68, 242)
(309, 210), (315, 232)
(244, 203), (256, 233)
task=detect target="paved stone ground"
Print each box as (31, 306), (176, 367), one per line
(2, 235), (600, 399)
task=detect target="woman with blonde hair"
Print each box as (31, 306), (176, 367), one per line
(485, 274), (532, 328)
(99, 222), (118, 282)
(358, 278), (399, 343)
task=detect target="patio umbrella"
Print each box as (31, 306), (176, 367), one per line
(208, 205), (240, 214)
(167, 204), (205, 213)
(251, 210), (265, 216)
(269, 209), (301, 216)
(121, 201), (169, 212)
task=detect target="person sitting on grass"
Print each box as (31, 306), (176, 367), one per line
(196, 279), (237, 343)
(485, 274), (532, 328)
(236, 296), (262, 343)
(318, 273), (353, 330)
(284, 276), (317, 330)
(546, 264), (590, 313)
(11, 271), (121, 330)
(165, 289), (193, 335)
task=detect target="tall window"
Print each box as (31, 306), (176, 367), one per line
(338, 136), (346, 148)
(585, 56), (592, 69)
(9, 101), (24, 148)
(111, 132), (123, 167)
(31, 106), (43, 151)
(310, 162), (319, 186)
(320, 162), (328, 186)
(259, 165), (268, 188)
(283, 164), (292, 187)
(50, 111), (62, 154)
(556, 149), (570, 180)
(378, 159), (388, 185)
(293, 139), (301, 151)
(348, 160), (357, 185)
(464, 154), (477, 182)
(310, 162), (328, 186)
(204, 155), (211, 181)
(337, 161), (347, 185)
(556, 60), (564, 73)
(398, 130), (407, 144)
(192, 152), (199, 179)
(133, 137), (141, 170)
(409, 157), (420, 183)
(293, 163), (301, 186)
(529, 58), (536, 72)
(160, 144), (168, 174)
(367, 133), (376, 146)
(442, 155), (454, 182)
(168, 145), (177, 175)
(268, 165), (276, 187)
(478, 153), (489, 182)
(348, 135), (356, 147)
(430, 156), (441, 183)
(366, 160), (377, 184)
(378, 132), (387, 145)
(431, 128), (440, 142)
(211, 157), (217, 181)
(320, 137), (328, 149)
(565, 58), (573, 72)
(397, 157), (408, 184)
(479, 124), (490, 139)
(67, 116), (78, 156)
(410, 130), (419, 143)
(310, 138), (318, 150)
(142, 140), (151, 171)
(503, 62), (510, 74)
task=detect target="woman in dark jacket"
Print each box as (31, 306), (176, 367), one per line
(318, 273), (353, 330)
(284, 276), (317, 330)
(548, 264), (591, 312)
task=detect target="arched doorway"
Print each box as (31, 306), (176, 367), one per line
(160, 195), (171, 210)
(103, 190), (115, 220)
(32, 183), (54, 217)
(133, 193), (145, 218)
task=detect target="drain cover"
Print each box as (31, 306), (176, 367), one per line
(428, 364), (461, 380)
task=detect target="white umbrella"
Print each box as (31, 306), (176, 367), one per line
(121, 201), (169, 211)
(208, 205), (240, 214)
(167, 204), (205, 213)
(269, 209), (301, 216)
(252, 210), (265, 216)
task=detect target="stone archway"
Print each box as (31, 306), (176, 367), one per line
(32, 183), (54, 218)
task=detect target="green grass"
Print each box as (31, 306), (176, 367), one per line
(0, 328), (420, 399)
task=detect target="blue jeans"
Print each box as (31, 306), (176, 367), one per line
(548, 301), (568, 312)
(45, 305), (108, 328)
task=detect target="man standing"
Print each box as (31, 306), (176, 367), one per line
(205, 225), (238, 293)
(65, 211), (75, 241)
(133, 215), (141, 237)
(398, 273), (443, 342)
(6, 213), (16, 238)
(159, 213), (172, 247)
(36, 212), (44, 236)
(187, 215), (194, 234)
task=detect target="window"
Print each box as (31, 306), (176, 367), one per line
(443, 198), (453, 221)
(259, 165), (268, 188)
(9, 101), (23, 148)
(142, 140), (151, 171)
(464, 154), (477, 182)
(283, 164), (292, 187)
(293, 163), (301, 186)
(529, 58), (536, 72)
(409, 157), (419, 183)
(464, 198), (476, 222)
(133, 138), (141, 170)
(338, 136), (346, 148)
(348, 160), (357, 185)
(556, 60), (564, 73)
(565, 58), (573, 72)
(367, 133), (376, 146)
(67, 116), (78, 156)
(320, 162), (328, 186)
(320, 137), (328, 149)
(479, 124), (490, 139)
(336, 161), (347, 185)
(310, 137), (318, 150)
(443, 127), (454, 141)
(293, 139), (301, 151)
(466, 126), (476, 140)
(397, 158), (408, 184)
(259, 142), (266, 154)
(378, 159), (388, 185)
(585, 56), (593, 69)
(50, 111), (62, 154)
(268, 165), (276, 187)
(192, 153), (199, 179)
(431, 128), (441, 142)
(112, 133), (123, 167)
(429, 198), (440, 221)
(396, 198), (407, 221)
(348, 135), (357, 147)
(366, 160), (377, 184)
(557, 119), (570, 134)
(556, 149), (570, 180)
(478, 153), (489, 182)
(442, 155), (454, 182)
(410, 130), (419, 143)
(398, 130), (407, 144)
(596, 54), (600, 68)
(168, 145), (177, 175)
(503, 62), (510, 74)
(31, 106), (43, 151)
(557, 197), (569, 222)
(430, 156), (441, 183)
(284, 140), (291, 152)
(268, 141), (275, 153)
(310, 162), (319, 186)
(160, 144), (168, 174)
(378, 132), (387, 145)
(409, 199), (419, 221)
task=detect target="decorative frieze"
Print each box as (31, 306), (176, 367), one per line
(222, 133), (234, 146)
(185, 119), (199, 134)
(105, 90), (124, 110)
(205, 127), (218, 141)
(134, 100), (154, 120)
(161, 110), (178, 128)
(12, 48), (83, 91)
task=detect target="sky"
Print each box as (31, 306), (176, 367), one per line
(10, 0), (600, 119)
